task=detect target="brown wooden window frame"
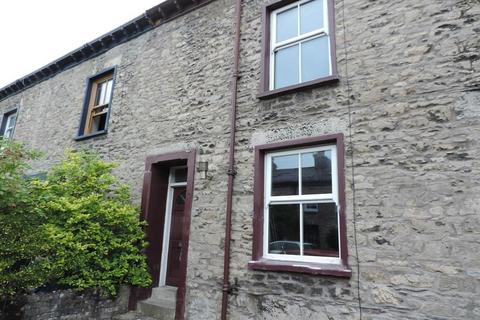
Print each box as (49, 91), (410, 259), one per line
(248, 133), (351, 277)
(75, 68), (116, 141)
(258, 0), (338, 99)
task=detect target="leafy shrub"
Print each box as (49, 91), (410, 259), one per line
(34, 150), (152, 295)
(0, 138), (50, 298)
(0, 140), (151, 298)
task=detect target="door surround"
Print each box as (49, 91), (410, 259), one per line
(129, 150), (196, 320)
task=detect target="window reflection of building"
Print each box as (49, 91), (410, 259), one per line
(303, 203), (338, 257)
(271, 151), (332, 196)
(302, 151), (332, 194)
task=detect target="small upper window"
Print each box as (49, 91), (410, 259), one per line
(260, 0), (337, 97)
(0, 109), (18, 139)
(77, 69), (115, 139)
(271, 0), (332, 89)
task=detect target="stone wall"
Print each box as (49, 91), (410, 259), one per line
(0, 287), (129, 320)
(1, 0), (479, 319)
(227, 0), (480, 319)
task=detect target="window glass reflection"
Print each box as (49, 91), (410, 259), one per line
(174, 167), (188, 183)
(300, 0), (324, 34)
(301, 36), (330, 82)
(269, 204), (300, 255)
(275, 45), (300, 89)
(303, 202), (338, 257)
(271, 154), (299, 196)
(276, 6), (298, 42)
(301, 150), (332, 194)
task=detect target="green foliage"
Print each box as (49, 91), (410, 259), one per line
(0, 138), (49, 297)
(0, 141), (151, 298)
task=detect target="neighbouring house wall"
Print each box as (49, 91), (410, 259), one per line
(0, 0), (479, 320)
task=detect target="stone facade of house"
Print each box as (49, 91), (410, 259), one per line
(1, 0), (479, 319)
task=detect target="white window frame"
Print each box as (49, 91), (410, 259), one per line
(2, 111), (17, 139)
(269, 0), (332, 90)
(159, 166), (188, 286)
(263, 144), (341, 264)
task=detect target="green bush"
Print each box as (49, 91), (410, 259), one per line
(0, 140), (151, 298)
(0, 139), (50, 297)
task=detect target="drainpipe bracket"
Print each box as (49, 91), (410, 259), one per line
(227, 168), (237, 176)
(222, 283), (232, 294)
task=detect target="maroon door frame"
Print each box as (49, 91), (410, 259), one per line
(129, 150), (196, 320)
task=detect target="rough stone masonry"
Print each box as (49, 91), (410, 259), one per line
(0, 0), (479, 319)
(0, 287), (129, 320)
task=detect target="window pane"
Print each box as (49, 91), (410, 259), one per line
(4, 128), (13, 138)
(98, 113), (107, 131)
(91, 113), (107, 133)
(301, 36), (330, 82)
(91, 116), (100, 132)
(94, 83), (102, 106)
(300, 0), (324, 35)
(173, 167), (188, 183)
(3, 113), (16, 138)
(99, 82), (107, 105)
(301, 150), (332, 194)
(105, 79), (113, 103)
(276, 6), (298, 42)
(269, 204), (300, 255)
(275, 44), (299, 89)
(271, 154), (299, 196)
(8, 114), (16, 127)
(175, 189), (186, 206)
(303, 202), (338, 257)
